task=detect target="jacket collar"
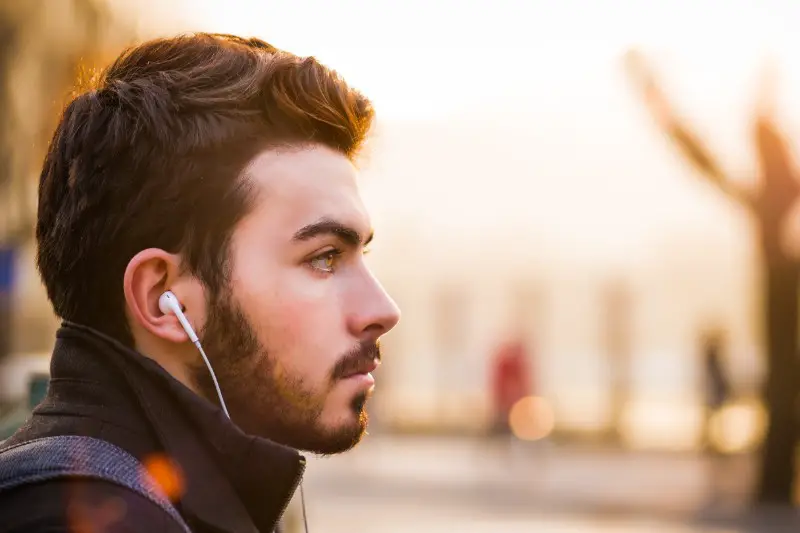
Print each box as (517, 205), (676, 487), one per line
(54, 322), (305, 533)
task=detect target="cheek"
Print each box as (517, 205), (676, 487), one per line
(233, 262), (345, 384)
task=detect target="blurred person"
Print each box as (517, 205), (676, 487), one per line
(0, 33), (400, 532)
(489, 336), (532, 436)
(701, 331), (732, 453)
(698, 331), (741, 508)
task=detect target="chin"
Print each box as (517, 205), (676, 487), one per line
(306, 394), (370, 455)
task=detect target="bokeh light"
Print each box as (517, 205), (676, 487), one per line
(708, 398), (768, 454)
(508, 396), (556, 441)
(141, 453), (184, 502)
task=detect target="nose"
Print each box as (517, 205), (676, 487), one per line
(348, 271), (401, 341)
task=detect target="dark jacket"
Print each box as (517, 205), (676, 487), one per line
(0, 322), (306, 533)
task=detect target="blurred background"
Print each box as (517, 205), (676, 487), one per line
(1, 0), (800, 531)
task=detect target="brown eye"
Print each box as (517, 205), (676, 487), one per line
(309, 250), (341, 273)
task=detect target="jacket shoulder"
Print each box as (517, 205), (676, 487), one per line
(0, 478), (186, 533)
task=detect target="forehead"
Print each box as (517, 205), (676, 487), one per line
(240, 145), (370, 238)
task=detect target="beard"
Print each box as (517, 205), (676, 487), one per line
(190, 284), (380, 455)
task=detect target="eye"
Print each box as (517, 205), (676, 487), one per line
(308, 249), (342, 273)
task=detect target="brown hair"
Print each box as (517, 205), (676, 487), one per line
(36, 33), (374, 345)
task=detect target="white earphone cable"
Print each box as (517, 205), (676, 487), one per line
(192, 332), (308, 532)
(193, 340), (230, 419)
(300, 482), (309, 532)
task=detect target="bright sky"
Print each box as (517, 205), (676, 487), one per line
(122, 0), (800, 266)
(148, 0), (800, 116)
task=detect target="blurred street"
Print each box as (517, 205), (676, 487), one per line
(299, 434), (798, 533)
(305, 497), (728, 533)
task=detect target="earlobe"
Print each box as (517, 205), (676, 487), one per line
(123, 249), (192, 344)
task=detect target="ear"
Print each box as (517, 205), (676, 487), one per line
(123, 249), (204, 344)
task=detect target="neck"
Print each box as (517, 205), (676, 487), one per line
(134, 336), (201, 395)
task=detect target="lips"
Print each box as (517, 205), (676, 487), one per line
(331, 341), (382, 382)
(340, 359), (379, 379)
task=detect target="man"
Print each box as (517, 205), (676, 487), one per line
(0, 33), (400, 532)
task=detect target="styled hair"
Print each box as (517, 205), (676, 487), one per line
(36, 33), (374, 345)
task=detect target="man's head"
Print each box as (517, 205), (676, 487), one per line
(36, 33), (400, 454)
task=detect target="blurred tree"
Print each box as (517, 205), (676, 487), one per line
(624, 49), (799, 506)
(0, 0), (137, 360)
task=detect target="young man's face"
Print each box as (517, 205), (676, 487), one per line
(192, 145), (400, 454)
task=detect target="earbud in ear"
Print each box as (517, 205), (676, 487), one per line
(159, 290), (182, 316)
(159, 291), (230, 418)
(159, 290), (199, 343)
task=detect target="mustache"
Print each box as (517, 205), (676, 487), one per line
(331, 340), (382, 381)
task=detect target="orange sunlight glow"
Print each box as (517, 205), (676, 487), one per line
(141, 453), (185, 502)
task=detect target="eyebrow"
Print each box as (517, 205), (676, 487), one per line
(292, 218), (374, 247)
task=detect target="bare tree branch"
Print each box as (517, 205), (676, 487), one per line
(752, 61), (800, 214)
(623, 49), (755, 209)
(666, 119), (755, 207)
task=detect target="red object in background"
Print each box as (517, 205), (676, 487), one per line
(490, 340), (533, 430)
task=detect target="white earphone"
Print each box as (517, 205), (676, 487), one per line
(158, 290), (230, 419)
(158, 291), (198, 343)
